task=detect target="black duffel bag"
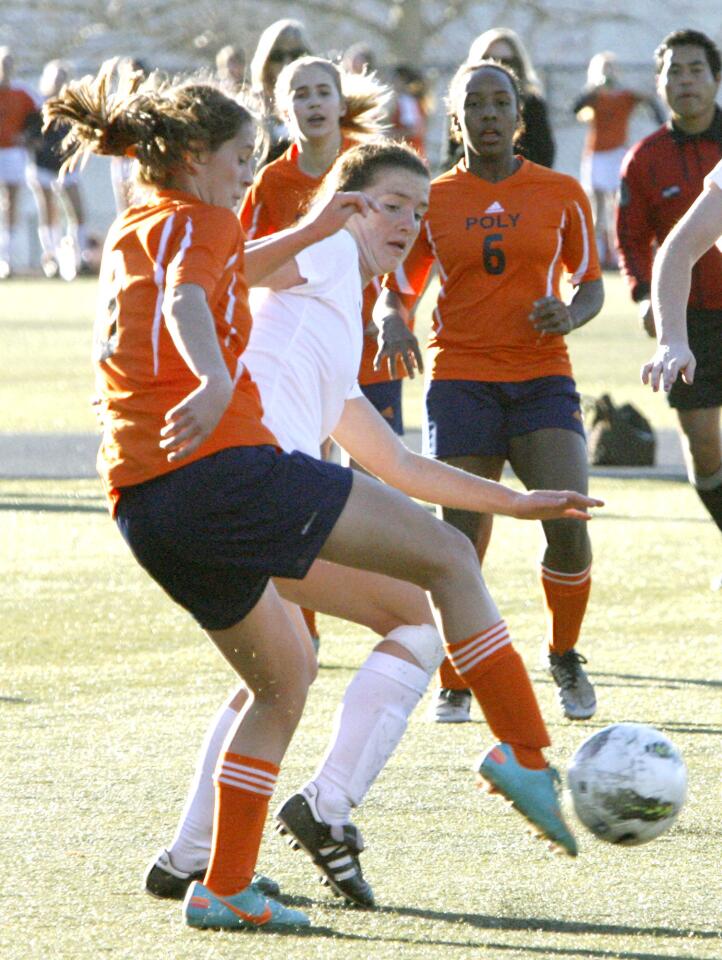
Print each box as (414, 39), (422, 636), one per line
(587, 394), (656, 467)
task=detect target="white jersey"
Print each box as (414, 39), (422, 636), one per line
(245, 229), (364, 457)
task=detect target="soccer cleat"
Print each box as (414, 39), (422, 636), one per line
(183, 880), (309, 931)
(275, 784), (375, 908)
(547, 649), (597, 720)
(143, 848), (280, 901)
(427, 687), (472, 723)
(477, 742), (578, 857)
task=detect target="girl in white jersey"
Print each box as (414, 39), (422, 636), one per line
(146, 141), (602, 910)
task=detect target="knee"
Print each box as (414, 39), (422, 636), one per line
(544, 518), (591, 565)
(426, 521), (481, 589)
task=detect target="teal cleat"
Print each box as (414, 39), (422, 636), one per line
(183, 880), (310, 932)
(476, 743), (578, 857)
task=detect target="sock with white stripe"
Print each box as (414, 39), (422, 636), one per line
(540, 563), (592, 654)
(203, 752), (279, 896)
(309, 650), (430, 826)
(166, 703), (238, 874)
(446, 621), (549, 769)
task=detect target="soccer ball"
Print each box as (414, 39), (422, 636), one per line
(567, 723), (687, 846)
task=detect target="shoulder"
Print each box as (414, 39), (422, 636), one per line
(623, 126), (670, 169)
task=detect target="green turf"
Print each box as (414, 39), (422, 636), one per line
(3, 277), (721, 958)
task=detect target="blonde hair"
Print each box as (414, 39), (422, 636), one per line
(274, 56), (391, 140)
(250, 19), (311, 101)
(43, 59), (254, 188)
(587, 51), (617, 87)
(467, 27), (542, 96)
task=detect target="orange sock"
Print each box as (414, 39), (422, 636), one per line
(541, 563), (592, 654)
(301, 607), (319, 640)
(438, 655), (468, 690)
(446, 621), (549, 769)
(203, 752), (279, 896)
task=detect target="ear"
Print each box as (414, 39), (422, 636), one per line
(339, 97), (348, 119)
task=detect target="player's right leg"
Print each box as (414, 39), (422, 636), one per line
(317, 469), (577, 856)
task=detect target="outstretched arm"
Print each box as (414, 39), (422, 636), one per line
(332, 395), (603, 521)
(642, 183), (722, 392)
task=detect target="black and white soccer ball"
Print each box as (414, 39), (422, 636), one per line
(567, 723), (687, 846)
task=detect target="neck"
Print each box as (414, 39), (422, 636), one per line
(465, 148), (519, 183)
(672, 104), (717, 135)
(296, 128), (343, 177)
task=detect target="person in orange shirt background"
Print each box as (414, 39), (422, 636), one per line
(0, 46), (38, 278)
(375, 59), (605, 724)
(574, 51), (664, 269)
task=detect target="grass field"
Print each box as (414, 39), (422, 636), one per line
(2, 275), (721, 959)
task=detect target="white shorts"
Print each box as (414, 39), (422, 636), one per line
(581, 147), (626, 194)
(0, 147), (29, 185)
(26, 164), (79, 190)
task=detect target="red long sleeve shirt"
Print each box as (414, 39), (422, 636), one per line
(616, 108), (722, 307)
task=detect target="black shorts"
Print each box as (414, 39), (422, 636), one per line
(115, 446), (353, 631)
(360, 379), (404, 435)
(668, 309), (722, 410)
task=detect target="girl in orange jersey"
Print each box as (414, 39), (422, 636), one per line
(47, 68), (596, 932)
(376, 60), (605, 724)
(147, 142), (602, 913)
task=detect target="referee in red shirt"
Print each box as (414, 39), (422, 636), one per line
(616, 29), (722, 572)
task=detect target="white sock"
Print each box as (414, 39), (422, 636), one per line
(309, 650), (430, 826)
(167, 703), (238, 873)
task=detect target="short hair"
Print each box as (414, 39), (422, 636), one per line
(654, 29), (721, 77)
(446, 60), (525, 144)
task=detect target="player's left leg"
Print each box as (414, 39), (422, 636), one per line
(509, 426), (596, 719)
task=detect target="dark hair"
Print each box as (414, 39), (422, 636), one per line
(326, 139), (428, 193)
(446, 60), (525, 145)
(43, 59), (254, 188)
(654, 29), (722, 77)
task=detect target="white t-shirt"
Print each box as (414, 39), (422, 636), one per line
(245, 229), (364, 457)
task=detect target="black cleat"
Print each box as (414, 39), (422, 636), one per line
(275, 785), (375, 909)
(143, 848), (280, 900)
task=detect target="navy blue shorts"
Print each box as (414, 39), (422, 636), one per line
(668, 310), (722, 411)
(115, 446), (353, 631)
(424, 376), (585, 459)
(360, 379), (404, 435)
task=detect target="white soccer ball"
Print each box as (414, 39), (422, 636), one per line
(567, 723), (687, 846)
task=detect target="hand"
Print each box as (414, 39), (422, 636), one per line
(641, 342), (696, 392)
(306, 191), (380, 242)
(373, 311), (424, 379)
(529, 297), (574, 336)
(512, 489), (604, 521)
(638, 300), (656, 338)
(159, 376), (233, 463)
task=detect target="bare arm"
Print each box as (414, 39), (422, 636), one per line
(642, 184), (722, 391)
(332, 395), (603, 521)
(244, 191), (377, 288)
(159, 283), (233, 462)
(529, 277), (604, 336)
(372, 287), (426, 379)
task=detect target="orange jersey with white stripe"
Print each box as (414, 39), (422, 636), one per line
(239, 140), (404, 385)
(392, 159), (600, 382)
(94, 189), (276, 509)
(585, 89), (638, 153)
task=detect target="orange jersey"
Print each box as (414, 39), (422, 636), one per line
(585, 88), (638, 152)
(390, 159), (600, 382)
(239, 140), (404, 385)
(0, 86), (37, 147)
(94, 188), (276, 510)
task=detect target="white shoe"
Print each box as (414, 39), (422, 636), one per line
(427, 687), (472, 723)
(546, 649), (596, 720)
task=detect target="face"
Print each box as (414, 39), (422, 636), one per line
(284, 63), (345, 141)
(351, 168), (429, 276)
(485, 40), (522, 77)
(193, 122), (256, 210)
(267, 32), (307, 86)
(658, 44), (720, 122)
(454, 67), (519, 159)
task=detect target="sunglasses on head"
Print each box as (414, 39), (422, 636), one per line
(268, 48), (307, 64)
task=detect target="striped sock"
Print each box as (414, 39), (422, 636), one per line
(437, 655), (468, 691)
(203, 752), (279, 896)
(541, 563), (592, 654)
(446, 621), (549, 769)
